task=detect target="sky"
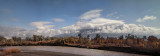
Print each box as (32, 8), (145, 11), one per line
(0, 0), (160, 38)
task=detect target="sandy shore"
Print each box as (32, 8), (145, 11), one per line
(11, 51), (83, 56)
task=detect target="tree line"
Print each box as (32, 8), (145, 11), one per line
(0, 34), (160, 48)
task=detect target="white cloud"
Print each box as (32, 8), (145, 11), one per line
(0, 21), (56, 38)
(30, 21), (60, 36)
(59, 10), (160, 37)
(30, 21), (57, 36)
(106, 12), (121, 19)
(30, 21), (54, 30)
(52, 18), (64, 22)
(136, 15), (157, 22)
(0, 9), (160, 38)
(0, 26), (30, 38)
(106, 12), (118, 17)
(1, 17), (160, 38)
(80, 9), (102, 20)
(60, 18), (160, 36)
(0, 25), (57, 38)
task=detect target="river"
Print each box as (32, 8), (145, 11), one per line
(1, 46), (148, 56)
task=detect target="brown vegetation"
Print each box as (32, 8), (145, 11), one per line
(3, 48), (20, 54)
(0, 48), (20, 56)
(0, 34), (160, 55)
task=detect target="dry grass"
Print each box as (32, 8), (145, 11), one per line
(0, 52), (5, 56)
(2, 48), (20, 55)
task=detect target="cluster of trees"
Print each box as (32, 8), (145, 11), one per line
(0, 34), (160, 48)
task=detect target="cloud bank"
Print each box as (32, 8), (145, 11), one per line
(30, 21), (54, 30)
(0, 9), (160, 38)
(136, 15), (157, 22)
(52, 18), (64, 22)
(80, 9), (102, 20)
(60, 18), (160, 37)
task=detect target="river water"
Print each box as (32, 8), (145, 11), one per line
(1, 46), (148, 56)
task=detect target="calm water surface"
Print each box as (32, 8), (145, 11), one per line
(1, 46), (148, 56)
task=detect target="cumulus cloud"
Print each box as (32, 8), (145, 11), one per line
(0, 9), (160, 38)
(0, 26), (29, 38)
(30, 21), (57, 36)
(30, 21), (58, 36)
(30, 21), (54, 30)
(52, 18), (64, 22)
(136, 16), (157, 22)
(60, 18), (160, 37)
(80, 9), (102, 20)
(59, 11), (160, 37)
(0, 21), (57, 38)
(0, 25), (58, 38)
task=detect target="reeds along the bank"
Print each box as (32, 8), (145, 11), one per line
(0, 48), (20, 55)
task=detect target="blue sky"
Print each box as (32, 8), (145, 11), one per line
(0, 0), (160, 37)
